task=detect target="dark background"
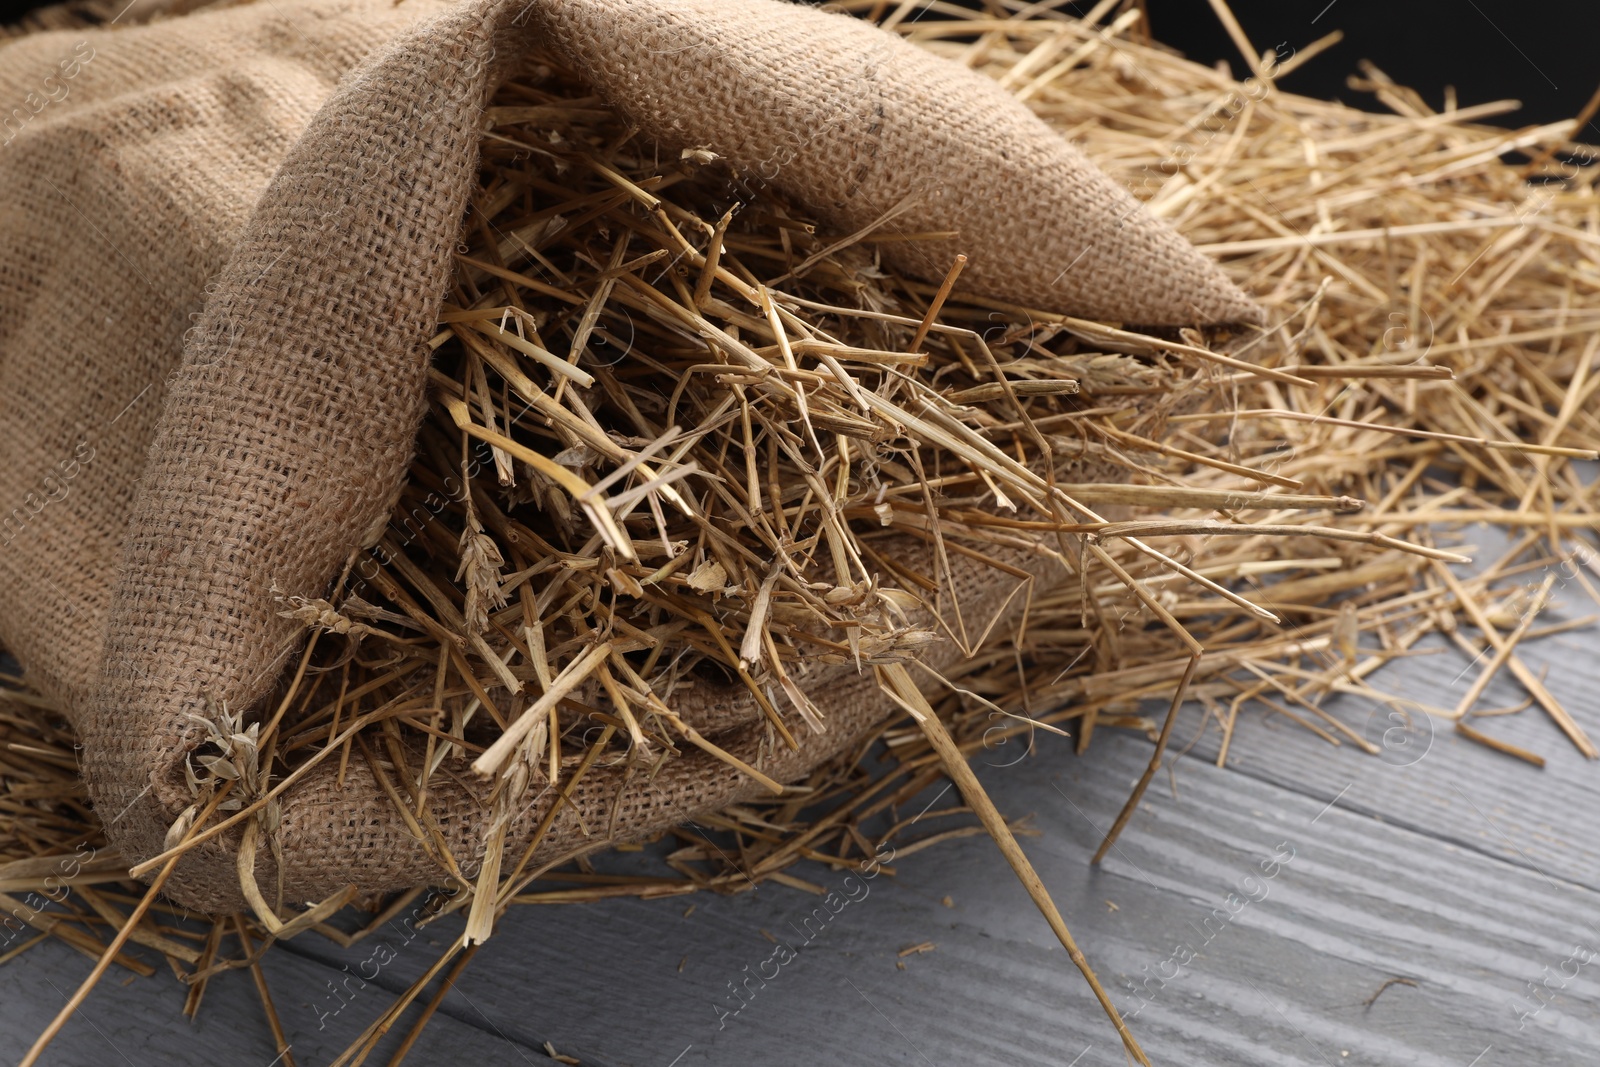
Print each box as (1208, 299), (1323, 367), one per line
(999, 0), (1595, 130)
(1142, 0), (1595, 131)
(0, 0), (1594, 130)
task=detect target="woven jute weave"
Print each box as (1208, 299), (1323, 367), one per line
(0, 0), (1260, 911)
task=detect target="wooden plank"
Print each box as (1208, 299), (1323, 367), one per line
(267, 728), (1600, 1066)
(1170, 590), (1600, 891)
(4, 553), (1597, 1065)
(0, 923), (545, 1065)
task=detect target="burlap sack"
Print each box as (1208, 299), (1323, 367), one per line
(0, 0), (1261, 912)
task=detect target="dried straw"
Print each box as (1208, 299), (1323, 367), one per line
(5, 1), (1599, 1062)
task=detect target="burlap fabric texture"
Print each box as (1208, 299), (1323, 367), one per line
(0, 0), (1263, 912)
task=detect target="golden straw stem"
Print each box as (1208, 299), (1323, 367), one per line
(878, 664), (1152, 1067)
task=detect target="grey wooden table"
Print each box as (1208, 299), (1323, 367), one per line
(4, 539), (1598, 1067)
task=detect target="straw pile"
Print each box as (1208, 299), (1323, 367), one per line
(5, 2), (1598, 1063)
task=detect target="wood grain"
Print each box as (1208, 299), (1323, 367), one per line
(3, 600), (1596, 1065)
